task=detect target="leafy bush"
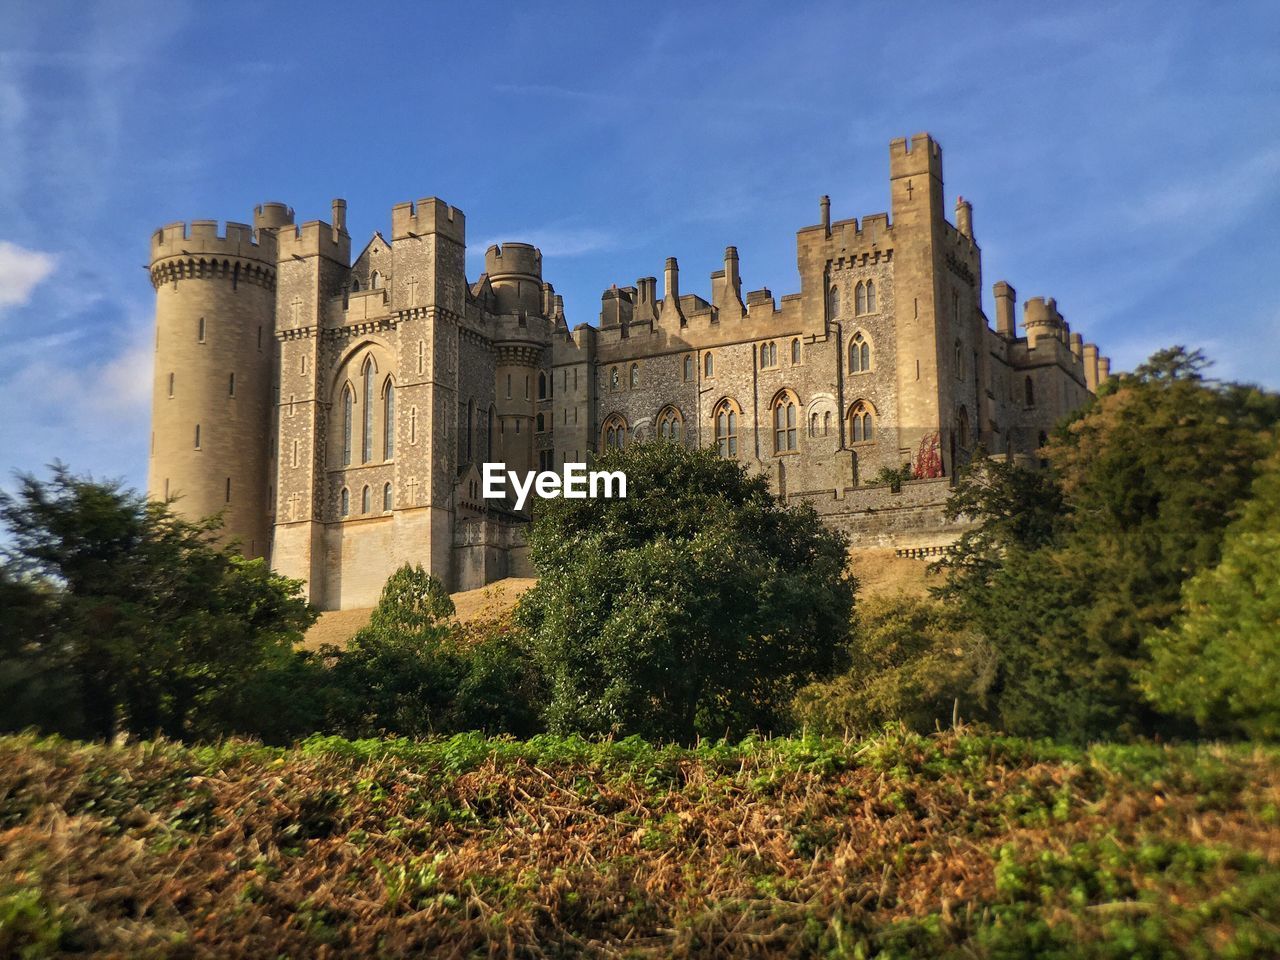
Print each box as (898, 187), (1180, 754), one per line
(793, 593), (995, 735)
(517, 441), (855, 742)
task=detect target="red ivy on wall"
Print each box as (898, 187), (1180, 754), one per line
(912, 431), (942, 479)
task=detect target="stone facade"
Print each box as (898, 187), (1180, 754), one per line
(147, 133), (1111, 610)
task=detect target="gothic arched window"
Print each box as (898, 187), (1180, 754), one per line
(1025, 376), (1036, 407)
(341, 487), (350, 516)
(383, 482), (393, 511)
(713, 398), (739, 457)
(772, 390), (799, 453)
(383, 377), (395, 460)
(849, 333), (871, 373)
(657, 405), (683, 441)
(602, 414), (628, 451)
(684, 354), (694, 381)
(610, 366), (620, 391)
(630, 363), (640, 388)
(791, 338), (801, 364)
(361, 355), (376, 463)
(538, 372), (547, 400)
(827, 285), (840, 320)
(865, 278), (877, 313)
(848, 401), (875, 443)
(855, 281), (867, 316)
(361, 485), (371, 514)
(704, 352), (715, 378)
(342, 385), (354, 466)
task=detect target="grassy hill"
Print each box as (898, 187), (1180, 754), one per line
(2, 730), (1278, 958)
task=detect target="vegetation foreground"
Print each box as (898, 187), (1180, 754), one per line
(2, 730), (1279, 958)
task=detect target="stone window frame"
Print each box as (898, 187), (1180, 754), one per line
(847, 399), (877, 445)
(771, 388), (801, 456)
(683, 354), (694, 381)
(340, 487), (350, 517)
(630, 362), (640, 388)
(712, 397), (740, 458)
(759, 341), (779, 369)
(704, 351), (715, 379)
(791, 338), (801, 365)
(656, 404), (683, 442)
(848, 331), (872, 374)
(854, 279), (878, 316)
(602, 412), (628, 450)
(383, 482), (393, 512)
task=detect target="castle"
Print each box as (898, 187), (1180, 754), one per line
(147, 134), (1111, 610)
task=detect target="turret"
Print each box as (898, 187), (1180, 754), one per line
(148, 206), (288, 559)
(1069, 331), (1083, 360)
(1098, 357), (1112, 384)
(1083, 342), (1100, 391)
(819, 195), (831, 236)
(955, 196), (973, 238)
(1023, 296), (1064, 349)
(659, 257), (685, 326)
(484, 242), (544, 315)
(993, 280), (1016, 337)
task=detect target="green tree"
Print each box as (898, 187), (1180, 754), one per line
(1141, 439), (1280, 738)
(517, 441), (855, 743)
(0, 464), (315, 740)
(937, 348), (1279, 740)
(792, 593), (995, 735)
(325, 564), (543, 738)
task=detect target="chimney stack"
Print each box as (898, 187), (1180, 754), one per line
(330, 198), (347, 241)
(955, 196), (973, 238)
(993, 280), (1016, 337)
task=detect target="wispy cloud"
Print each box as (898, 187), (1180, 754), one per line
(473, 226), (623, 259)
(0, 241), (56, 309)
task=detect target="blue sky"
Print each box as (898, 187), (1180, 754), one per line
(2, 1), (1278, 493)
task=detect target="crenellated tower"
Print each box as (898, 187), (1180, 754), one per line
(148, 206), (291, 558)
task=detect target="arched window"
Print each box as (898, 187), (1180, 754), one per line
(760, 341), (777, 367)
(610, 366), (620, 391)
(351, 278), (360, 292)
(772, 391), (799, 453)
(340, 488), (350, 516)
(704, 352), (714, 378)
(827, 286), (840, 320)
(370, 271), (380, 290)
(361, 355), (376, 463)
(536, 412), (545, 433)
(810, 412), (819, 437)
(657, 405), (683, 441)
(855, 281), (867, 316)
(602, 414), (628, 450)
(1025, 376), (1035, 407)
(383, 482), (393, 511)
(684, 355), (694, 381)
(383, 378), (395, 460)
(713, 398), (739, 457)
(791, 338), (801, 364)
(630, 363), (640, 388)
(849, 333), (871, 373)
(866, 279), (877, 313)
(848, 401), (875, 443)
(823, 411), (831, 435)
(341, 384), (353, 465)
(538, 372), (547, 400)
(361, 485), (371, 514)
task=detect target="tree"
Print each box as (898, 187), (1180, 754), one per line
(937, 348), (1280, 740)
(517, 441), (855, 743)
(323, 565), (543, 738)
(0, 464), (316, 740)
(1141, 439), (1280, 739)
(792, 594), (995, 735)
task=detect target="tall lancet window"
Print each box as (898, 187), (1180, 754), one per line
(361, 355), (376, 463)
(383, 377), (395, 460)
(342, 385), (353, 466)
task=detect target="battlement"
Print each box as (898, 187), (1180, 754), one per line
(485, 242), (542, 281)
(889, 133), (942, 180)
(391, 197), (465, 244)
(276, 219), (351, 264)
(150, 219), (276, 265)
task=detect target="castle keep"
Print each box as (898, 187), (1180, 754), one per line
(148, 134), (1111, 610)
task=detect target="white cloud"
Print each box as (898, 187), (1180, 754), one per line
(473, 226), (621, 259)
(0, 241), (57, 308)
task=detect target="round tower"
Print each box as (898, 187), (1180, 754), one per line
(147, 205), (292, 558)
(484, 242), (544, 315)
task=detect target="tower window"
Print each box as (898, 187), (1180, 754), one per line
(384, 379), (396, 460)
(538, 372), (547, 399)
(849, 333), (871, 373)
(791, 338), (801, 364)
(506, 374), (512, 399)
(713, 399), (738, 457)
(342, 385), (353, 465)
(772, 391), (798, 453)
(610, 366), (620, 391)
(630, 363), (640, 388)
(383, 482), (392, 512)
(341, 488), (350, 516)
(704, 352), (714, 378)
(361, 355), (376, 463)
(361, 485), (371, 514)
(1025, 376), (1035, 407)
(684, 354), (693, 381)
(760, 342), (778, 368)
